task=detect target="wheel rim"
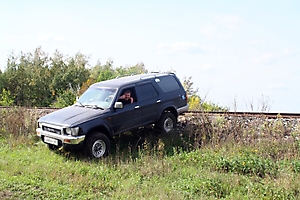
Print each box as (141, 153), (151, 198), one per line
(92, 139), (106, 158)
(163, 117), (174, 132)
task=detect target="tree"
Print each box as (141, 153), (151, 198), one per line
(50, 51), (90, 97)
(188, 96), (201, 111)
(2, 48), (52, 106)
(182, 76), (199, 97)
(2, 48), (90, 107)
(121, 62), (147, 75)
(0, 89), (14, 106)
(0, 70), (4, 92)
(97, 60), (117, 82)
(51, 89), (76, 108)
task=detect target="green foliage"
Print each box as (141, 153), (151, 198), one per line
(1, 47), (224, 110)
(95, 60), (117, 82)
(3, 48), (53, 106)
(0, 89), (14, 106)
(182, 76), (199, 97)
(51, 89), (77, 108)
(49, 51), (90, 97)
(202, 101), (228, 111)
(1, 48), (89, 107)
(91, 61), (147, 82)
(215, 151), (278, 177)
(292, 160), (300, 173)
(0, 70), (4, 92)
(188, 96), (201, 111)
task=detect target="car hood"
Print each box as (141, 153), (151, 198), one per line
(38, 105), (108, 127)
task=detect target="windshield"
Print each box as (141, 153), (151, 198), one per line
(76, 87), (117, 109)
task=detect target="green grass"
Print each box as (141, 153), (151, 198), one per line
(1, 136), (300, 200)
(1, 109), (300, 199)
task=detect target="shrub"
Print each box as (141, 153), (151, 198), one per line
(214, 151), (278, 178)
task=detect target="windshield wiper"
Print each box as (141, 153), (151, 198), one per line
(84, 104), (104, 110)
(75, 101), (84, 107)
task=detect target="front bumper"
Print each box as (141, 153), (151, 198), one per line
(36, 128), (85, 145)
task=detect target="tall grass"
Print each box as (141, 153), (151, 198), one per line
(1, 108), (300, 199)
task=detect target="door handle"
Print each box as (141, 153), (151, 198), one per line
(157, 100), (161, 103)
(135, 106), (140, 109)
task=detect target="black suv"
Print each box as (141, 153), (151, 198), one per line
(36, 72), (188, 158)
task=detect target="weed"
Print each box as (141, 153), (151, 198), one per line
(1, 108), (300, 199)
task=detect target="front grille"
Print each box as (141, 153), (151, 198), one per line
(42, 126), (62, 135)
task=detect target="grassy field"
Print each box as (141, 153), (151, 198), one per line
(1, 108), (300, 199)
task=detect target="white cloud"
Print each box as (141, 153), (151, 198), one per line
(216, 15), (243, 29)
(157, 42), (205, 55)
(198, 15), (241, 39)
(249, 39), (267, 45)
(252, 53), (275, 64)
(171, 42), (198, 52)
(199, 25), (233, 40)
(282, 48), (291, 55)
(37, 34), (69, 44)
(267, 83), (288, 90)
(200, 63), (213, 70)
(199, 25), (216, 38)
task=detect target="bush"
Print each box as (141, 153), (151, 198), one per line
(51, 89), (76, 108)
(215, 151), (278, 177)
(0, 89), (14, 106)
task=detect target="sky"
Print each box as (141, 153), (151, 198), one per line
(1, 0), (300, 112)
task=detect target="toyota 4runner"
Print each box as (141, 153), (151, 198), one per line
(36, 72), (188, 158)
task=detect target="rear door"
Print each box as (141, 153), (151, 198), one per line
(154, 75), (187, 108)
(136, 82), (161, 124)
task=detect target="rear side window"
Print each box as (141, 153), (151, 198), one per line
(155, 76), (181, 92)
(138, 83), (158, 101)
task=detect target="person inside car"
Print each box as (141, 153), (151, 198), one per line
(118, 90), (133, 105)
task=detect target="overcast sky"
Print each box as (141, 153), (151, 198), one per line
(1, 0), (299, 112)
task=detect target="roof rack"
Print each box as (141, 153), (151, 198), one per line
(115, 73), (138, 79)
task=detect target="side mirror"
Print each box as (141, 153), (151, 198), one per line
(114, 102), (123, 109)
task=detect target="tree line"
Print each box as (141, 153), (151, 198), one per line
(0, 47), (226, 111)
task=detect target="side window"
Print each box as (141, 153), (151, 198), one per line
(117, 87), (137, 105)
(155, 76), (180, 92)
(138, 83), (158, 101)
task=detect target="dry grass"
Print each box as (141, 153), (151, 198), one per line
(1, 108), (300, 199)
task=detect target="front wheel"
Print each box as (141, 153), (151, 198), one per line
(85, 133), (110, 158)
(156, 112), (177, 133)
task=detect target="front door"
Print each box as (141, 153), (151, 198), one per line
(111, 87), (142, 134)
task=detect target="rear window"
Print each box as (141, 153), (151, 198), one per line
(155, 76), (181, 92)
(138, 83), (158, 101)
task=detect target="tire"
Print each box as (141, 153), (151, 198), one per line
(156, 112), (177, 133)
(85, 133), (110, 158)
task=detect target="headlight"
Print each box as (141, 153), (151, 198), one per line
(65, 127), (80, 136)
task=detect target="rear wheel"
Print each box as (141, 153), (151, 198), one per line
(156, 112), (177, 133)
(85, 133), (110, 158)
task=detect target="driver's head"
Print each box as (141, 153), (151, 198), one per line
(123, 90), (131, 100)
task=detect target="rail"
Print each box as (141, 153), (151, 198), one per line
(185, 111), (300, 119)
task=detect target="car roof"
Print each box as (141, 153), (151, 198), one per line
(90, 72), (176, 88)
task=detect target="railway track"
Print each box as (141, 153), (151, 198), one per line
(1, 106), (300, 119)
(185, 111), (300, 119)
